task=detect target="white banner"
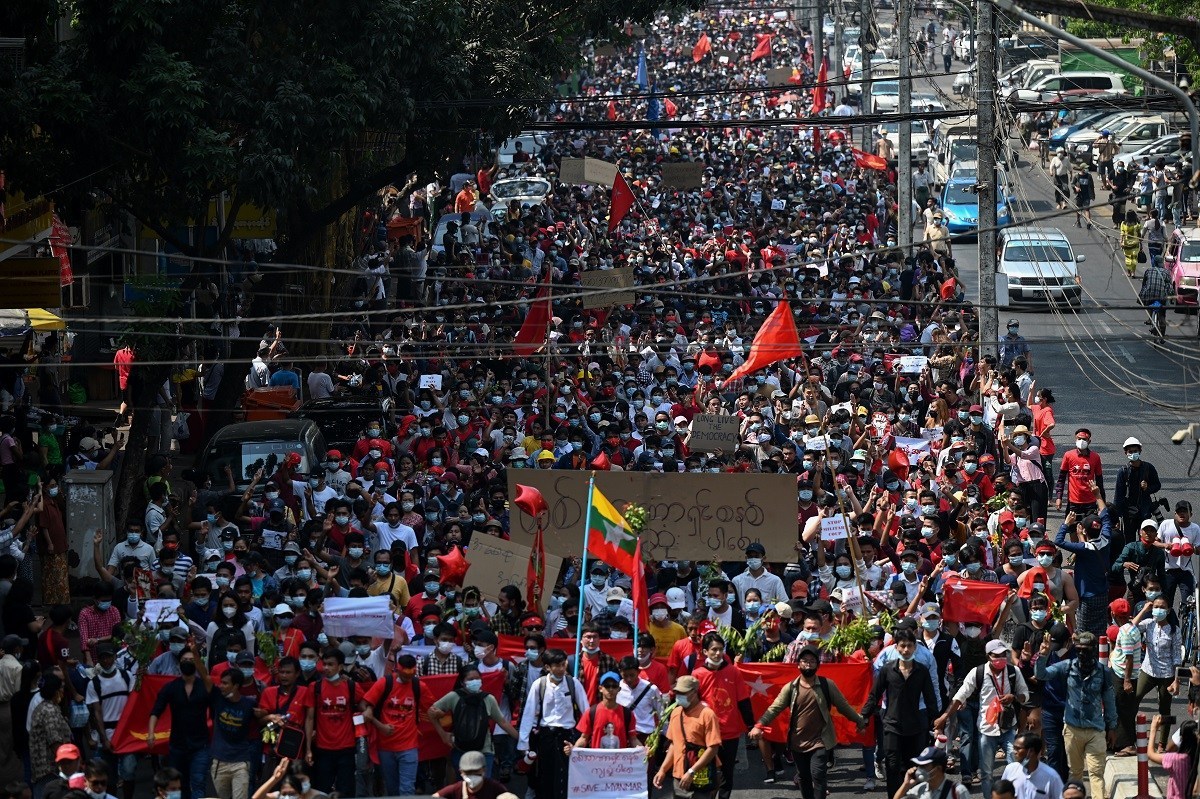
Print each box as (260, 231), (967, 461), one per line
(142, 599), (182, 626)
(820, 515), (848, 541)
(568, 747), (649, 799)
(898, 355), (929, 374)
(322, 596), (394, 638)
(894, 436), (932, 465)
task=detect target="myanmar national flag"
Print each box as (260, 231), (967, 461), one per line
(586, 485), (638, 575)
(941, 576), (1011, 626)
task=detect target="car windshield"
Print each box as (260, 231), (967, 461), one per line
(1181, 242), (1200, 263)
(951, 141), (978, 160)
(881, 120), (924, 134)
(205, 439), (309, 484)
(1004, 243), (1073, 262)
(945, 184), (978, 204)
(874, 81), (899, 95)
(491, 180), (549, 200)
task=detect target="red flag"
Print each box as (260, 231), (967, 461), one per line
(50, 213), (74, 286)
(589, 451), (612, 471)
(851, 147), (889, 171)
(527, 520), (547, 613)
(111, 675), (176, 754)
(692, 33), (712, 63)
(723, 301), (804, 385)
(608, 172), (636, 233)
(664, 97), (678, 117)
(606, 99), (618, 121)
(416, 671), (506, 761)
(496, 634), (633, 663)
(436, 545), (470, 587)
(738, 662), (873, 746)
(750, 34), (773, 62)
(812, 59), (828, 113)
(812, 127), (822, 153)
(513, 270), (551, 356)
(941, 576), (1011, 626)
(631, 538), (649, 631)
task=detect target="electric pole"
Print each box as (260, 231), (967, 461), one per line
(897, 0), (912, 254)
(976, 0), (999, 357)
(860, 0), (874, 147)
(814, 0), (824, 80)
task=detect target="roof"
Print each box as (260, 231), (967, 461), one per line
(208, 419), (318, 443)
(1000, 226), (1071, 242)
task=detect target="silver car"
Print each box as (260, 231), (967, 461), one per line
(998, 227), (1085, 307)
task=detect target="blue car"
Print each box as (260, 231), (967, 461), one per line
(940, 177), (1012, 234)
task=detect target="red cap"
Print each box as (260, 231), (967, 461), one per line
(648, 593), (669, 608)
(56, 743), (81, 761)
(791, 579), (809, 598)
(325, 449), (343, 460)
(698, 621), (717, 636)
(1109, 598), (1130, 615)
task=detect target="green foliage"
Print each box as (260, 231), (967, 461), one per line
(1060, 3), (1199, 86)
(0, 0), (701, 253)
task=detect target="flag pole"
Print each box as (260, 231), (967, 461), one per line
(574, 472), (596, 679)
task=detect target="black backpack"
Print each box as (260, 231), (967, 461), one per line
(451, 690), (491, 751)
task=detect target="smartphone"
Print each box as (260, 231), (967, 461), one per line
(1177, 666), (1192, 686)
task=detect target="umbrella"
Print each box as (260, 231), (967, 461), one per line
(0, 308), (66, 336)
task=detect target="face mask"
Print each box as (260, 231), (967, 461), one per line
(265, 492), (279, 502)
(836, 565), (852, 579)
(1076, 439), (1089, 450)
(169, 642), (185, 655)
(746, 557), (763, 571)
(354, 644), (372, 658)
(472, 645), (489, 660)
(437, 641), (455, 654)
(920, 505), (937, 517)
(464, 678), (483, 693)
(590, 575), (607, 588)
(297, 569), (312, 582)
(241, 666), (255, 679)
(206, 513), (218, 524)
(431, 457), (443, 466)
(1009, 555), (1023, 566)
(287, 596), (305, 609)
(1035, 554), (1053, 568)
(675, 692), (692, 708)
(222, 541), (234, 552)
(651, 609), (669, 622)
(943, 555), (957, 567)
(902, 562), (917, 575)
(299, 658), (317, 673)
(745, 601), (762, 615)
(923, 619), (940, 631)
(582, 642), (600, 655)
(222, 606), (237, 619)
(463, 775), (484, 791)
(963, 625), (981, 639)
(166, 792), (183, 799)
(127, 534), (141, 546)
(1153, 607), (1169, 621)
(179, 660), (197, 677)
(1030, 610), (1048, 623)
(215, 576), (231, 588)
(1129, 451), (1141, 462)
(98, 600), (112, 611)
(898, 651), (915, 662)
(799, 490), (814, 502)
(1146, 590), (1162, 600)
(706, 597), (722, 609)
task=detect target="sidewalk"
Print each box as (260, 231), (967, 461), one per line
(1106, 753), (1164, 799)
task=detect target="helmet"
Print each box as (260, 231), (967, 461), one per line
(1100, 129), (1112, 136)
(1122, 437), (1141, 449)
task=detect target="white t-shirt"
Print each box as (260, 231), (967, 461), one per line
(308, 371), (335, 400)
(377, 520), (418, 552)
(1161, 519), (1200, 571)
(309, 484), (339, 516)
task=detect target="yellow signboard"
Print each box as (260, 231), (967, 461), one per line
(0, 258), (62, 308)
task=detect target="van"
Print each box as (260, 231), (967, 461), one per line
(1013, 72), (1127, 102)
(195, 419), (327, 492)
(931, 114), (979, 188)
(998, 59), (1057, 99)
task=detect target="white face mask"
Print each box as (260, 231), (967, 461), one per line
(463, 775), (484, 790)
(651, 609), (670, 622)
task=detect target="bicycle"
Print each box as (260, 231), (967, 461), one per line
(1038, 136), (1049, 169)
(1149, 299), (1167, 338)
(1182, 594), (1198, 665)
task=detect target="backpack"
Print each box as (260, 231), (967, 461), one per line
(451, 690), (491, 752)
(91, 670), (132, 721)
(969, 663), (1019, 730)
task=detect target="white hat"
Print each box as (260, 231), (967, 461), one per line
(509, 446), (528, 460)
(985, 639), (1010, 656)
(665, 587), (687, 609)
(674, 416), (689, 424)
(1141, 519), (1159, 531)
(1123, 437), (1142, 449)
(606, 586), (627, 601)
(273, 603), (294, 616)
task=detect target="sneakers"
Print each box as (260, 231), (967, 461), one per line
(764, 770), (777, 785)
(863, 778), (877, 791)
(875, 760), (886, 780)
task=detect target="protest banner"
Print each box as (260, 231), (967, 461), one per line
(261, 527), (287, 550)
(765, 66), (795, 86)
(820, 515), (848, 542)
(739, 661), (873, 746)
(897, 355), (929, 373)
(560, 157), (619, 186)
(418, 374), (442, 390)
(894, 436), (932, 465)
(465, 537), (565, 604)
(659, 162), (706, 189)
(580, 267), (635, 307)
(684, 413), (741, 453)
(321, 596), (394, 638)
(568, 748), (649, 799)
(141, 598), (181, 627)
(507, 471), (797, 561)
(412, 671), (506, 762)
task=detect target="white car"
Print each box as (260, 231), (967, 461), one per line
(843, 44), (861, 74)
(489, 177), (553, 220)
(954, 33), (976, 62)
(496, 132), (548, 166)
(1113, 134), (1183, 170)
(880, 119), (931, 161)
(871, 79), (900, 112)
(998, 227), (1085, 307)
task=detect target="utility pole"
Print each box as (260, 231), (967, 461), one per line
(976, 0), (999, 358)
(814, 0), (824, 81)
(860, 0), (874, 147)
(897, 0), (912, 254)
(833, 3), (844, 105)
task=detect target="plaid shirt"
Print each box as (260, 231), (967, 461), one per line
(490, 611), (522, 637)
(77, 604), (124, 657)
(1140, 266), (1172, 303)
(419, 651), (465, 677)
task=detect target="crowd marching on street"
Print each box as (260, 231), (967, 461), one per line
(0, 4), (1197, 799)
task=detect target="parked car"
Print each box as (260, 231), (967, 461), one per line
(1072, 114), (1170, 167)
(1013, 72), (1127, 103)
(1113, 133), (1184, 171)
(1047, 109), (1128, 148)
(998, 59), (1058, 99)
(879, 119), (931, 162)
(1168, 228), (1200, 310)
(489, 177), (554, 221)
(998, 227), (1085, 307)
(290, 396), (393, 454)
(196, 419), (327, 491)
(871, 79), (900, 112)
(431, 210), (497, 256)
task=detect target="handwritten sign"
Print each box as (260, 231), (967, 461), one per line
(898, 355), (929, 374)
(894, 436), (932, 465)
(659, 163), (705, 190)
(465, 536), (565, 603)
(820, 515), (848, 541)
(568, 748), (649, 799)
(418, 374), (442, 390)
(580, 267), (635, 308)
(685, 413), (741, 453)
(142, 599), (182, 627)
(322, 596), (394, 638)
(506, 472), (798, 562)
(560, 157), (619, 186)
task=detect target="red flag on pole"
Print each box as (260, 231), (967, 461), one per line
(527, 520), (547, 612)
(606, 99), (618, 121)
(812, 127), (822, 153)
(738, 662), (873, 746)
(851, 147), (889, 171)
(513, 270), (552, 356)
(750, 34), (773, 61)
(692, 33), (712, 63)
(608, 172), (636, 233)
(631, 538), (649, 631)
(812, 58), (828, 113)
(723, 300), (804, 385)
(664, 97), (678, 117)
(941, 576), (1011, 626)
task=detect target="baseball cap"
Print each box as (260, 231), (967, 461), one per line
(1110, 598), (1130, 615)
(986, 639), (1010, 656)
(774, 601), (793, 619)
(56, 744), (82, 762)
(273, 603), (294, 617)
(1141, 519), (1159, 531)
(79, 436), (100, 452)
(606, 586), (627, 601)
(665, 587), (687, 609)
(912, 746), (948, 767)
(648, 593), (669, 608)
(459, 751), (487, 771)
(745, 542), (766, 556)
(0, 634), (27, 650)
(235, 651), (255, 665)
(599, 671), (621, 686)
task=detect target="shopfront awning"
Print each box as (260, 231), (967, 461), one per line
(0, 308), (66, 336)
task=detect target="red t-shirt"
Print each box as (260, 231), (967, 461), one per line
(639, 659), (670, 693)
(578, 654), (602, 702)
(259, 683), (310, 728)
(361, 676), (420, 751)
(575, 703), (634, 748)
(667, 637), (702, 676)
(37, 628), (71, 671)
(692, 662), (750, 739)
(308, 678), (358, 750)
(113, 347), (134, 389)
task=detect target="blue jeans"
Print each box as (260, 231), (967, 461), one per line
(170, 745), (211, 799)
(378, 748), (419, 795)
(956, 703), (979, 778)
(450, 748), (494, 777)
(1043, 710), (1067, 780)
(980, 728), (1016, 799)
